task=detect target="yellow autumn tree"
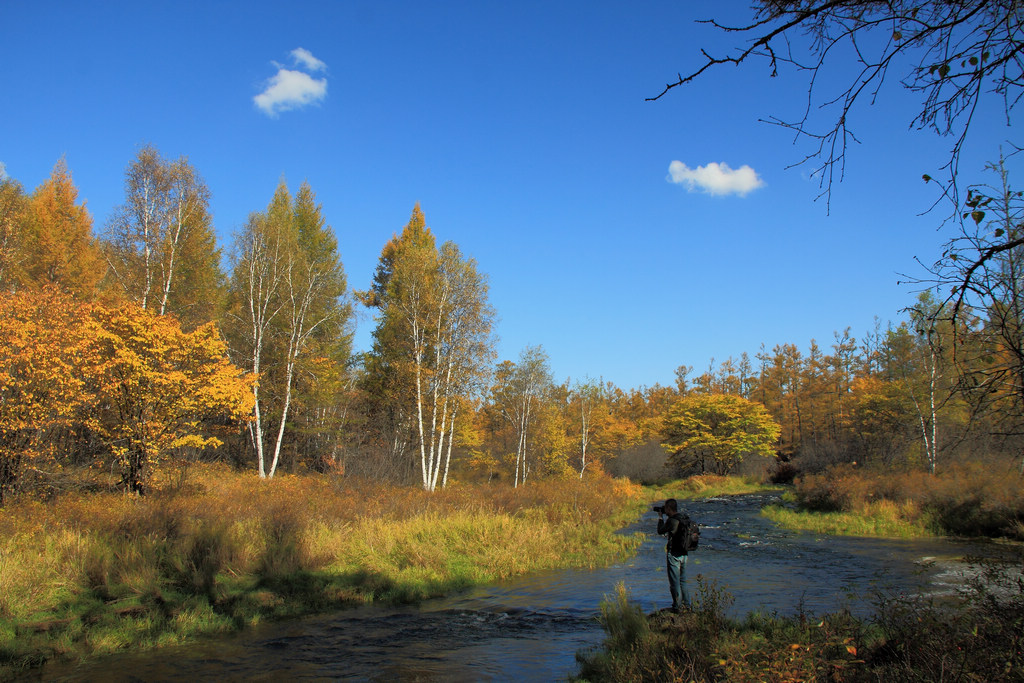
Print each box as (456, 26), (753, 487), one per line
(661, 393), (781, 475)
(86, 304), (254, 493)
(0, 288), (94, 503)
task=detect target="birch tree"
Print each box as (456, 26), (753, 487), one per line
(229, 210), (285, 478)
(359, 205), (496, 490)
(104, 146), (222, 327)
(906, 295), (960, 473)
(922, 157), (1024, 472)
(570, 378), (605, 478)
(428, 242), (496, 490)
(357, 206), (431, 477)
(228, 180), (350, 478)
(491, 346), (553, 487)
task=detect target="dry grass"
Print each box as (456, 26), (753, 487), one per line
(649, 474), (779, 501)
(0, 464), (645, 675)
(789, 463), (1024, 539)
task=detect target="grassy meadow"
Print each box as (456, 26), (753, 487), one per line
(5, 464), (1022, 681)
(0, 464), (645, 678)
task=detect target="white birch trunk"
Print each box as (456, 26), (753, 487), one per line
(158, 176), (199, 316)
(268, 261), (336, 478)
(441, 407), (458, 489)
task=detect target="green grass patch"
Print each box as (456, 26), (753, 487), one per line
(761, 501), (936, 538)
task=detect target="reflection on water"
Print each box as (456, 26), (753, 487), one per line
(43, 492), (997, 682)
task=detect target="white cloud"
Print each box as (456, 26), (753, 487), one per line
(0, 162), (6, 180)
(254, 68), (327, 116)
(254, 48), (328, 117)
(667, 160), (765, 197)
(290, 47), (326, 72)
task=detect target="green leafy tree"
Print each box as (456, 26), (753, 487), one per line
(226, 180), (351, 478)
(288, 181), (354, 472)
(661, 394), (781, 475)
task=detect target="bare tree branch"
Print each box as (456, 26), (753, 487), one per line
(653, 1), (1022, 210)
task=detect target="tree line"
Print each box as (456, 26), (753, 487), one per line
(1, 148), (1021, 502)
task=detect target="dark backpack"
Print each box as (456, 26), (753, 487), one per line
(678, 515), (700, 552)
(668, 513), (700, 554)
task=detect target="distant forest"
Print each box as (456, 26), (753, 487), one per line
(1, 148), (1022, 502)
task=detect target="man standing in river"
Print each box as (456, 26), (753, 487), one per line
(656, 498), (691, 612)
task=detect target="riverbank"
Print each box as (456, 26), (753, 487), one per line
(576, 562), (1024, 682)
(0, 465), (645, 679)
(647, 474), (781, 501)
(759, 464), (1024, 540)
(576, 470), (1024, 681)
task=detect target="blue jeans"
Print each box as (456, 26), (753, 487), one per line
(666, 552), (690, 610)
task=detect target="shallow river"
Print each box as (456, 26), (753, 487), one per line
(44, 491), (995, 681)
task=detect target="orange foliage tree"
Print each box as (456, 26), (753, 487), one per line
(85, 304), (254, 494)
(0, 288), (94, 503)
(21, 159), (105, 297)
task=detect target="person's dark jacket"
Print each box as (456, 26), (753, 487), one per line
(657, 512), (689, 556)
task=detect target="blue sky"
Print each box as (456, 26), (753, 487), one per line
(2, 1), (1017, 390)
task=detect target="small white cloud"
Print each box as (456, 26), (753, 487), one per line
(667, 160), (765, 197)
(254, 68), (327, 117)
(0, 162), (6, 180)
(291, 47), (326, 72)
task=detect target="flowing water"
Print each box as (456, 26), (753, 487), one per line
(43, 492), (1000, 682)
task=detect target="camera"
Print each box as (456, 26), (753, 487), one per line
(652, 505), (665, 513)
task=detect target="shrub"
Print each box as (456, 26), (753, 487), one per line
(789, 463), (1024, 539)
(768, 459), (798, 485)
